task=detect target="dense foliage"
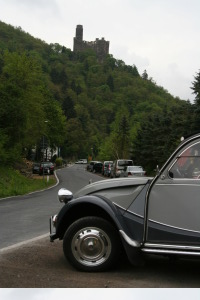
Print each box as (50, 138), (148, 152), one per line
(0, 20), (199, 172)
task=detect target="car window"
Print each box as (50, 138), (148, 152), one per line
(118, 160), (133, 167)
(169, 142), (200, 179)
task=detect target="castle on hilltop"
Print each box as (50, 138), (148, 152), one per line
(73, 25), (109, 62)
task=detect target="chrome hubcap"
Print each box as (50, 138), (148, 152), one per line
(72, 227), (111, 267)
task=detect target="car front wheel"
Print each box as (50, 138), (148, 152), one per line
(63, 216), (121, 272)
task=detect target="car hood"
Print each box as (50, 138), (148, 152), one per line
(74, 177), (153, 210)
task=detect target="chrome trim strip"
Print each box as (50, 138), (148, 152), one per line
(156, 183), (200, 186)
(142, 248), (200, 256)
(113, 203), (143, 218)
(126, 210), (143, 219)
(148, 218), (200, 234)
(113, 202), (127, 211)
(119, 230), (140, 248)
(144, 243), (200, 251)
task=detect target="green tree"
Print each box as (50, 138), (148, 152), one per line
(104, 112), (130, 159)
(191, 70), (200, 104)
(117, 115), (130, 158)
(107, 74), (114, 92)
(0, 51), (46, 162)
(191, 70), (200, 130)
(133, 102), (194, 173)
(142, 69), (148, 80)
(0, 50), (66, 163)
(44, 95), (67, 149)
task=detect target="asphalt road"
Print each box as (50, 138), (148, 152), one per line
(0, 164), (102, 249)
(1, 235), (200, 288)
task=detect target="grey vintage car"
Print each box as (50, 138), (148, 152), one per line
(50, 133), (200, 271)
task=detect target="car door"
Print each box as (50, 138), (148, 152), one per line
(146, 139), (200, 246)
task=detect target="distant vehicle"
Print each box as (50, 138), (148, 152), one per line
(102, 161), (113, 176)
(87, 161), (99, 172)
(111, 159), (133, 178)
(104, 162), (113, 177)
(75, 160), (83, 164)
(39, 162), (54, 175)
(93, 162), (103, 173)
(124, 166), (146, 177)
(75, 159), (87, 164)
(32, 163), (40, 174)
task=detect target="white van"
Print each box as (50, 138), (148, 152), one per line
(111, 159), (133, 178)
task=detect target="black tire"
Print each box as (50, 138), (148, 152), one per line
(63, 216), (121, 272)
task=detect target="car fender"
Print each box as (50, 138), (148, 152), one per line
(56, 194), (131, 240)
(55, 194), (145, 265)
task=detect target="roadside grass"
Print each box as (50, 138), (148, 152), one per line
(0, 166), (57, 199)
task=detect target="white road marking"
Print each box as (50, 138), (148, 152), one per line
(0, 233), (49, 253)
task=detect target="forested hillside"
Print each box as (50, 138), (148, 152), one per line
(1, 20), (200, 172)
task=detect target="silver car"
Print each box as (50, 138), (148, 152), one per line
(124, 165), (146, 177)
(50, 133), (200, 272)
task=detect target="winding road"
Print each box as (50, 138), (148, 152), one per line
(0, 164), (102, 249)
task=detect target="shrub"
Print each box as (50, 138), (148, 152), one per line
(55, 157), (62, 166)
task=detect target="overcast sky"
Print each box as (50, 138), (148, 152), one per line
(1, 288), (200, 299)
(0, 0), (200, 102)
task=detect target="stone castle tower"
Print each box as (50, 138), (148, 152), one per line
(73, 25), (109, 62)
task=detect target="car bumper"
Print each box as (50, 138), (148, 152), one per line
(49, 215), (58, 242)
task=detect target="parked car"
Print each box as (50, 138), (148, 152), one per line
(50, 133), (200, 272)
(32, 163), (40, 174)
(104, 162), (113, 177)
(102, 161), (113, 176)
(75, 160), (83, 164)
(39, 162), (54, 175)
(111, 159), (133, 178)
(124, 166), (146, 177)
(93, 162), (103, 173)
(87, 161), (99, 172)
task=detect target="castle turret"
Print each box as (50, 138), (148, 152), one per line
(73, 25), (83, 51)
(75, 25), (83, 41)
(73, 25), (109, 62)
